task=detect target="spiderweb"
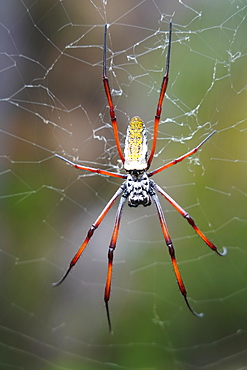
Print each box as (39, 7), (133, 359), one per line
(1, 0), (246, 369)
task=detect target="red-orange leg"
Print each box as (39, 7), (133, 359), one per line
(104, 195), (127, 333)
(148, 131), (216, 177)
(55, 154), (127, 179)
(147, 21), (172, 169)
(103, 24), (125, 164)
(154, 183), (227, 256)
(52, 186), (124, 287)
(151, 192), (204, 317)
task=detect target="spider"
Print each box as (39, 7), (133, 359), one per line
(53, 22), (227, 333)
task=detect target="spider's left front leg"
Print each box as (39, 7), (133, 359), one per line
(104, 193), (127, 333)
(154, 183), (227, 256)
(150, 190), (204, 317)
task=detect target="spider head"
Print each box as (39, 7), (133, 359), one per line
(125, 172), (151, 207)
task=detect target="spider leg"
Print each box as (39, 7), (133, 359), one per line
(55, 154), (127, 179)
(103, 24), (125, 164)
(147, 21), (172, 169)
(151, 192), (204, 317)
(153, 183), (227, 256)
(52, 186), (124, 287)
(104, 194), (127, 334)
(148, 131), (216, 177)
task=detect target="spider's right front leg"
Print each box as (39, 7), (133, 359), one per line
(104, 193), (127, 333)
(52, 186), (124, 287)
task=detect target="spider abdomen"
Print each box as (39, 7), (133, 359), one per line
(124, 116), (148, 172)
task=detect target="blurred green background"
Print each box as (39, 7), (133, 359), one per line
(0, 0), (246, 369)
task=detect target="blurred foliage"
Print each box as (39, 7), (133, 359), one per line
(0, 0), (246, 369)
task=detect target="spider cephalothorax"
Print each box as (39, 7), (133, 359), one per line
(125, 171), (152, 207)
(53, 22), (227, 333)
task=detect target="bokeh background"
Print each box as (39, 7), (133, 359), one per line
(0, 0), (246, 369)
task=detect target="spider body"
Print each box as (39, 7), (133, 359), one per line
(123, 116), (152, 207)
(53, 22), (227, 333)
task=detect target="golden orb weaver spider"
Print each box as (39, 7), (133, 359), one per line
(53, 22), (227, 333)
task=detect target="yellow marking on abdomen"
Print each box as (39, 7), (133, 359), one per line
(128, 117), (145, 161)
(124, 116), (148, 171)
